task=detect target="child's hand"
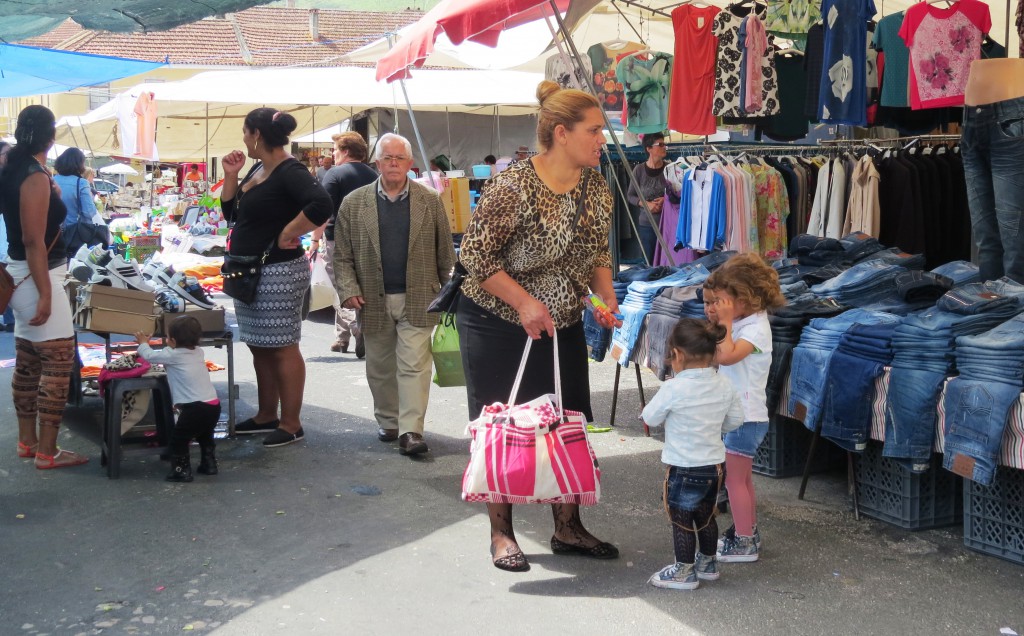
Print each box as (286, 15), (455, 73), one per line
(134, 331), (151, 345)
(715, 296), (736, 324)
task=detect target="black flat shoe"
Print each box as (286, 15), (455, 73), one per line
(262, 427), (304, 448)
(490, 542), (530, 572)
(550, 535), (619, 560)
(235, 417), (280, 435)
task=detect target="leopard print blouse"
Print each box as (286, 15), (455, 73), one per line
(460, 160), (613, 329)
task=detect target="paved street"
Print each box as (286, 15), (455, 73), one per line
(2, 305), (1023, 635)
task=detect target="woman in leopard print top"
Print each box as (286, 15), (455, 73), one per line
(457, 80), (620, 573)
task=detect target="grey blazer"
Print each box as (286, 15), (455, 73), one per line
(333, 179), (455, 333)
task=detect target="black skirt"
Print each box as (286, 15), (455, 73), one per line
(456, 294), (593, 422)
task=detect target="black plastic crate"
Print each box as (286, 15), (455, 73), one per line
(753, 415), (841, 478)
(854, 441), (962, 530)
(964, 466), (1024, 565)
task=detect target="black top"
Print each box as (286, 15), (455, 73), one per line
(803, 23), (825, 122)
(760, 53), (810, 142)
(222, 158), (333, 264)
(321, 162), (378, 241)
(377, 192), (411, 294)
(1, 159), (67, 267)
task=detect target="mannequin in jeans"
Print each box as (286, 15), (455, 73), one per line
(962, 59), (1024, 282)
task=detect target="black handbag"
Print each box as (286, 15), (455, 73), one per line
(427, 260), (468, 314)
(221, 240), (275, 305)
(64, 177), (109, 257)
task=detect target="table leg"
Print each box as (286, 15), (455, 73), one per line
(635, 364), (649, 437)
(609, 364), (621, 428)
(226, 332), (236, 436)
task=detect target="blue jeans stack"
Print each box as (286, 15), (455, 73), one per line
(932, 260), (981, 286)
(610, 264), (711, 365)
(647, 285), (703, 379)
(858, 269), (955, 315)
(884, 283), (1023, 472)
(788, 308), (902, 431)
(820, 322), (901, 452)
(943, 312), (1024, 485)
(810, 259), (909, 308)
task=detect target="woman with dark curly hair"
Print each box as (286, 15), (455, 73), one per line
(2, 105), (88, 469)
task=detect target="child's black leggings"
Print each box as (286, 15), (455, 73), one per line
(170, 401), (221, 456)
(670, 502), (719, 564)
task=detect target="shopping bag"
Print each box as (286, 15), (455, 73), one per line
(461, 332), (601, 505)
(307, 250), (338, 312)
(431, 312), (465, 387)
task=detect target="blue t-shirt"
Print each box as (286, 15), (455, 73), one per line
(818, 0), (877, 126)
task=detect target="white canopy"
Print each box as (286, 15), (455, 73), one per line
(98, 163), (138, 175)
(56, 67), (544, 161)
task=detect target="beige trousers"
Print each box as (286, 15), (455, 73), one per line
(363, 293), (433, 435)
(324, 239), (359, 345)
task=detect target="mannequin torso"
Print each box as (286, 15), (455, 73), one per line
(965, 59), (1024, 106)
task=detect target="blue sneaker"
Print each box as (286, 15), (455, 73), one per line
(718, 524), (762, 551)
(717, 534), (758, 563)
(694, 553), (720, 580)
(649, 562), (699, 590)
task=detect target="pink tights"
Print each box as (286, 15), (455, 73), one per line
(725, 452), (757, 536)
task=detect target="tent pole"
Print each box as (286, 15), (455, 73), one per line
(78, 121), (96, 165)
(546, 1), (673, 266)
(397, 78), (438, 190)
(205, 102), (210, 188)
(1006, 0), (1011, 53)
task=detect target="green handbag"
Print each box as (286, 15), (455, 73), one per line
(431, 312), (465, 387)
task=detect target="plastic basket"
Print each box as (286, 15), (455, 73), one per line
(752, 415), (841, 478)
(472, 164), (491, 178)
(963, 466), (1024, 564)
(854, 441), (962, 530)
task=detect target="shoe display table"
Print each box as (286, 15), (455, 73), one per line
(71, 327), (238, 436)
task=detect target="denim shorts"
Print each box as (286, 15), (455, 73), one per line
(724, 421), (770, 458)
(664, 464), (724, 512)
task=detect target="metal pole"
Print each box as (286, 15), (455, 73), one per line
(386, 33), (437, 190)
(546, 0), (675, 266)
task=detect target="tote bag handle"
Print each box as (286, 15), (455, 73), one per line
(506, 330), (564, 422)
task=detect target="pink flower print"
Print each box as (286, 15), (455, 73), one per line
(949, 26), (974, 53)
(920, 53), (954, 91)
(766, 215), (780, 231)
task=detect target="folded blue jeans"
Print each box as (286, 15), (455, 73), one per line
(942, 377), (1022, 485)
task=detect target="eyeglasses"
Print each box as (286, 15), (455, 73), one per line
(380, 155), (410, 163)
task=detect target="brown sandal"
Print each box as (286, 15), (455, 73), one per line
(17, 442), (37, 458)
(490, 542), (530, 572)
(35, 449), (89, 470)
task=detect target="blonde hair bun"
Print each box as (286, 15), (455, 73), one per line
(536, 80), (561, 106)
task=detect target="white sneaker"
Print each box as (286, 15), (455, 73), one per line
(88, 268), (128, 288)
(154, 286), (185, 313)
(73, 244), (94, 264)
(105, 254), (153, 292)
(69, 259), (93, 283)
(86, 245), (111, 269)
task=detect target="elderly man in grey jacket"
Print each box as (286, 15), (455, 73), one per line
(333, 133), (455, 456)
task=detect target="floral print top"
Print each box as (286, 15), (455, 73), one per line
(713, 11), (780, 118)
(747, 164), (789, 260)
(899, 0), (991, 109)
(586, 41), (645, 112)
(765, 0), (821, 41)
(618, 52), (673, 134)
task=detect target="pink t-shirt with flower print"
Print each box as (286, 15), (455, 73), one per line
(899, 0), (991, 110)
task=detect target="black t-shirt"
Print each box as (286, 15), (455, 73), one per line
(1, 159), (67, 266)
(321, 162), (378, 241)
(803, 24), (825, 122)
(222, 158), (333, 264)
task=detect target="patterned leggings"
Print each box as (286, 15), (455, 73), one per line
(12, 337), (75, 430)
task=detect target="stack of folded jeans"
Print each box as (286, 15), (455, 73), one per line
(820, 322), (901, 452)
(646, 285), (703, 379)
(810, 259), (908, 308)
(610, 264), (711, 365)
(587, 265), (676, 362)
(932, 260), (981, 286)
(788, 308), (902, 430)
(839, 231), (887, 262)
(884, 283), (1023, 472)
(858, 247), (927, 270)
(943, 312), (1024, 485)
(780, 280), (816, 303)
(789, 234), (848, 266)
(765, 297), (847, 417)
(858, 269), (955, 315)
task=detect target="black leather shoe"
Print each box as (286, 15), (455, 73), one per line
(399, 432), (428, 456)
(377, 428), (399, 442)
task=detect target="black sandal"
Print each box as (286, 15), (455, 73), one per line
(490, 542), (530, 572)
(550, 535), (619, 560)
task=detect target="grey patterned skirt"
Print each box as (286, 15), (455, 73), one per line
(234, 256), (310, 347)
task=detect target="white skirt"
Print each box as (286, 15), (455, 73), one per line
(7, 261), (74, 342)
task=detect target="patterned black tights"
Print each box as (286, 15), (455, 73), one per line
(669, 501), (718, 564)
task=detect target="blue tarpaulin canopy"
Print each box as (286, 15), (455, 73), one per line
(0, 43), (164, 97)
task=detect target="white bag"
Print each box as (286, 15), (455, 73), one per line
(307, 250), (339, 312)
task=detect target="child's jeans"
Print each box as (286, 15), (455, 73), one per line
(170, 401), (221, 456)
(665, 464), (724, 563)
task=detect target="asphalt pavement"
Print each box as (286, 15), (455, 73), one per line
(1, 304), (1023, 636)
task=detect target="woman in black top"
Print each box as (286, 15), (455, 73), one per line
(2, 105), (88, 468)
(220, 108), (333, 447)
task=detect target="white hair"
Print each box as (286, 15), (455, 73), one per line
(374, 133), (413, 161)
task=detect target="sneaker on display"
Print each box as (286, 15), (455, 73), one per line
(106, 254), (154, 292)
(717, 534), (759, 563)
(86, 246), (112, 269)
(88, 268), (128, 288)
(155, 286), (185, 313)
(717, 524), (762, 552)
(167, 272), (215, 309)
(73, 244), (94, 264)
(648, 562), (699, 590)
(69, 259), (93, 283)
(150, 263), (177, 289)
(694, 553), (720, 581)
(141, 256), (168, 283)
